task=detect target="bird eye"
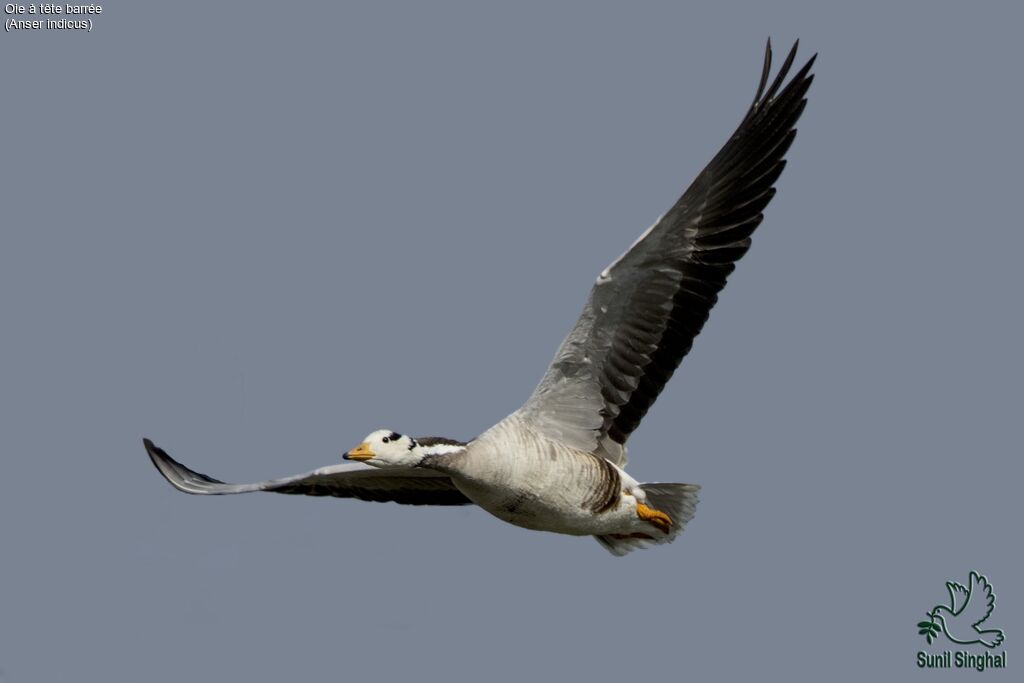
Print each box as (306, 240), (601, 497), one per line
(382, 436), (390, 443)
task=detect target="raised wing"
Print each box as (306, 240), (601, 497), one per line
(145, 439), (472, 506)
(961, 571), (997, 628)
(517, 41), (815, 461)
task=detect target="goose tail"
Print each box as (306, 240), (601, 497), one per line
(594, 483), (700, 556)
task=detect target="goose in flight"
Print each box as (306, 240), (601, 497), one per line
(146, 40), (815, 556)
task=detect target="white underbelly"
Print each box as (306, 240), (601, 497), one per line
(449, 416), (642, 536)
(451, 473), (636, 536)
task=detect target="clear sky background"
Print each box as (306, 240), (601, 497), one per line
(2, 2), (1021, 681)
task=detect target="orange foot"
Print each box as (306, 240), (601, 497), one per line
(636, 502), (673, 535)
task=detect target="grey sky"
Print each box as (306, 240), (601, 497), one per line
(2, 1), (1021, 681)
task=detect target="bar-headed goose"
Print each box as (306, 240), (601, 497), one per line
(146, 41), (814, 556)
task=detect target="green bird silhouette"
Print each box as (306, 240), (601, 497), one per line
(929, 571), (1004, 648)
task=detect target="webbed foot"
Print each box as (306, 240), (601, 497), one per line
(635, 502), (672, 534)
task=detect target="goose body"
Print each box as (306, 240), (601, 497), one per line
(146, 41), (814, 556)
(435, 414), (660, 537)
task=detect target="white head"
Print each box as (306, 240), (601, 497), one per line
(344, 429), (424, 468)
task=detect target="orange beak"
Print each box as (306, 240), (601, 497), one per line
(344, 442), (375, 461)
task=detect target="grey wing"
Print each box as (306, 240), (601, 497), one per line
(517, 41), (815, 462)
(145, 439), (472, 506)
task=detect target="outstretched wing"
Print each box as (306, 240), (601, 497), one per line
(145, 439), (472, 506)
(516, 41), (815, 462)
(946, 581), (968, 615)
(961, 571), (997, 628)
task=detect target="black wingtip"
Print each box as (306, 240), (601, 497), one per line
(761, 40), (800, 103)
(143, 437), (162, 463)
(143, 437), (176, 470)
(754, 39), (812, 108)
(754, 39), (774, 106)
(143, 437), (229, 493)
(143, 437), (178, 479)
(750, 39), (816, 118)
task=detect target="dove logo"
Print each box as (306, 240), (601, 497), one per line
(916, 571), (1007, 672)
